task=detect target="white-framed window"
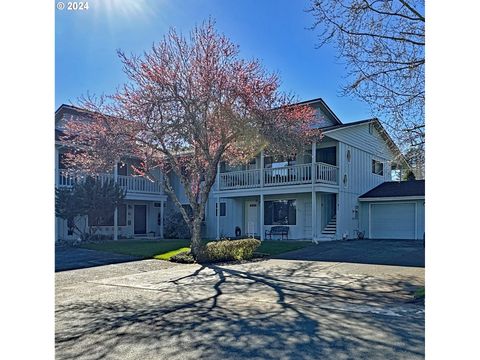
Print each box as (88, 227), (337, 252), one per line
(264, 200), (297, 225)
(372, 159), (384, 176)
(89, 204), (127, 226)
(215, 202), (227, 217)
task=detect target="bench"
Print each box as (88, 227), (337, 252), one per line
(265, 226), (289, 240)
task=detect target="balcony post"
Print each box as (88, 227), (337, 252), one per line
(160, 199), (165, 239)
(113, 161), (118, 241)
(55, 147), (59, 243)
(216, 162), (220, 191)
(260, 194), (264, 241)
(260, 150), (264, 188)
(216, 196), (220, 240)
(311, 142), (317, 241)
(311, 141), (316, 183)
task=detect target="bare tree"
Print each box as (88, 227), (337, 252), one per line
(309, 0), (424, 177)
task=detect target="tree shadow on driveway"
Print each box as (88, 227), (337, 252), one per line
(56, 261), (424, 359)
(55, 246), (142, 272)
(275, 239), (425, 267)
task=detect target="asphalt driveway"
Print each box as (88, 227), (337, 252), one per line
(56, 246), (142, 272)
(276, 239), (424, 267)
(56, 257), (424, 359)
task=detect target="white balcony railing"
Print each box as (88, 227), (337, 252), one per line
(57, 170), (163, 194)
(218, 162), (338, 190)
(315, 162), (338, 185)
(219, 169), (261, 190)
(264, 163), (312, 186)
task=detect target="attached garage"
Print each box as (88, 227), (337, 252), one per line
(359, 180), (425, 240)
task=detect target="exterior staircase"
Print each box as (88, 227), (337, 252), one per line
(319, 214), (336, 240)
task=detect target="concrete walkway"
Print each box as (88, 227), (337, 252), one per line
(56, 258), (424, 359)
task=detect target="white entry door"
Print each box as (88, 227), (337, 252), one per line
(245, 201), (258, 236)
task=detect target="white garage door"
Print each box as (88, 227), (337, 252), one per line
(370, 203), (416, 239)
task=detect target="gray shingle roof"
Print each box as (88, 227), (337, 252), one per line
(359, 180), (425, 199)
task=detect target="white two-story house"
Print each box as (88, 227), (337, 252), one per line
(56, 98), (423, 243)
(203, 98), (414, 241)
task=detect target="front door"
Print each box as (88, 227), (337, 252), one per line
(134, 205), (147, 234)
(245, 201), (258, 236)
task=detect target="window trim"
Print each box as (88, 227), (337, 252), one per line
(89, 204), (127, 227)
(372, 159), (384, 176)
(215, 202), (227, 217)
(264, 199), (297, 226)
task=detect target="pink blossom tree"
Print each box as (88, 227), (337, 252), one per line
(63, 20), (319, 259)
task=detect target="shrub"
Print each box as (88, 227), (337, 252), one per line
(202, 238), (261, 263)
(164, 211), (191, 239)
(170, 250), (195, 264)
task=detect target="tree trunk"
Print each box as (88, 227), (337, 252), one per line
(190, 218), (203, 261)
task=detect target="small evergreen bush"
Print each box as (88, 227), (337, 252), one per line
(170, 250), (195, 264)
(202, 238), (261, 262)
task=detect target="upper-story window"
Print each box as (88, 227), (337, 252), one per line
(316, 147), (336, 166)
(372, 159), (384, 176)
(117, 162), (127, 176)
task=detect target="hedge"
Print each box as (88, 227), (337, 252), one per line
(201, 238), (261, 262)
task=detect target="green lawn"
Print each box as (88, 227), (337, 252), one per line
(153, 247), (190, 260)
(80, 239), (312, 260)
(81, 239), (191, 258)
(414, 287), (425, 300)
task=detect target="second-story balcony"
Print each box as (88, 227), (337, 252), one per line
(219, 162), (338, 191)
(57, 170), (163, 196)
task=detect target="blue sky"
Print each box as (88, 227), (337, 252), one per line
(55, 0), (371, 122)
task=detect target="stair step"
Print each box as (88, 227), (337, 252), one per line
(321, 214), (337, 235)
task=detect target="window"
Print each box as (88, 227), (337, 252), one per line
(316, 147), (336, 165)
(215, 202), (226, 217)
(117, 162), (128, 176)
(264, 200), (296, 225)
(89, 204), (127, 226)
(372, 160), (384, 176)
